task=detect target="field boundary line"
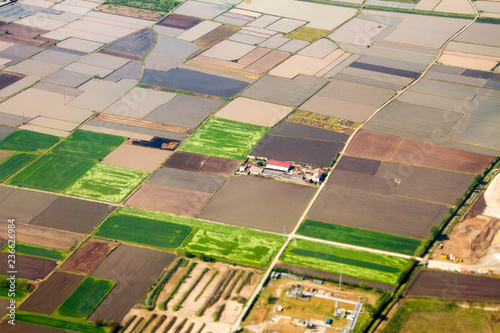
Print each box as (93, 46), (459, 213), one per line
(293, 234), (422, 261)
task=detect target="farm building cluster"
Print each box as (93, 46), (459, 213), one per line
(238, 158), (326, 184)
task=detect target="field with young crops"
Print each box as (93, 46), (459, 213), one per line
(0, 130), (60, 152)
(7, 154), (96, 192)
(13, 243), (66, 261)
(281, 239), (409, 285)
(179, 117), (269, 160)
(65, 164), (148, 203)
(95, 213), (193, 250)
(57, 277), (116, 318)
(0, 152), (37, 181)
(50, 130), (125, 160)
(16, 312), (107, 333)
(297, 220), (421, 256)
(114, 208), (283, 267)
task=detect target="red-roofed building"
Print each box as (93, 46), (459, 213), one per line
(266, 160), (291, 172)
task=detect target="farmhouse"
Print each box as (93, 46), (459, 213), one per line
(266, 159), (291, 172)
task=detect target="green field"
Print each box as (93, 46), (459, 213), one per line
(103, 0), (180, 13)
(51, 130), (125, 160)
(383, 299), (500, 333)
(65, 164), (148, 203)
(0, 152), (37, 182)
(0, 275), (31, 300)
(57, 277), (116, 318)
(179, 117), (269, 160)
(95, 213), (193, 250)
(0, 130), (60, 152)
(297, 220), (421, 256)
(286, 27), (329, 41)
(8, 154), (96, 192)
(11, 243), (66, 261)
(281, 239), (409, 285)
(16, 312), (107, 333)
(115, 207), (283, 267)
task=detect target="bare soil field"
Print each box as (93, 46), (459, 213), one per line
(148, 167), (226, 193)
(335, 156), (381, 175)
(0, 72), (24, 90)
(0, 220), (82, 250)
(0, 253), (57, 280)
(193, 24), (238, 50)
(19, 272), (84, 314)
(345, 129), (400, 160)
(90, 244), (176, 322)
(157, 14), (202, 29)
(30, 196), (110, 234)
(0, 321), (71, 333)
(276, 263), (393, 290)
(102, 144), (171, 172)
(388, 137), (495, 174)
(126, 183), (212, 216)
(198, 176), (317, 233)
(60, 239), (117, 274)
(0, 24), (56, 47)
(0, 188), (58, 224)
(405, 270), (500, 301)
(163, 152), (240, 177)
(95, 4), (164, 20)
(309, 186), (448, 239)
(95, 112), (191, 135)
(328, 170), (398, 195)
(246, 50), (290, 74)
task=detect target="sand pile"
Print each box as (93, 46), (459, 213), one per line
(484, 173), (500, 218)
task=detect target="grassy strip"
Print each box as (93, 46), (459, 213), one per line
(236, 271), (252, 294)
(16, 312), (107, 333)
(0, 152), (37, 182)
(141, 258), (186, 310)
(95, 214), (193, 251)
(10, 243), (67, 261)
(213, 304), (225, 322)
(160, 262), (197, 310)
(282, 239), (409, 285)
(117, 207), (283, 268)
(173, 267), (209, 311)
(298, 220), (421, 256)
(194, 271), (218, 302)
(197, 270), (236, 316)
(286, 27), (329, 41)
(223, 270), (243, 300)
(0, 130), (60, 152)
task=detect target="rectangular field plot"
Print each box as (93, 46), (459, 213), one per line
(0, 253), (57, 280)
(297, 220), (421, 256)
(309, 186), (448, 239)
(19, 272), (84, 315)
(0, 188), (58, 224)
(345, 129), (400, 160)
(56, 277), (116, 318)
(13, 243), (67, 261)
(198, 176), (317, 234)
(179, 118), (269, 160)
(148, 167), (225, 193)
(15, 313), (106, 333)
(163, 151), (240, 177)
(65, 164), (148, 203)
(0, 152), (37, 182)
(60, 239), (117, 275)
(51, 130), (126, 160)
(281, 239), (409, 285)
(8, 154), (96, 193)
(90, 244), (176, 322)
(30, 196), (110, 234)
(0, 130), (60, 152)
(95, 213), (193, 250)
(115, 207), (283, 267)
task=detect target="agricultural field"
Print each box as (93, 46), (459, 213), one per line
(103, 0), (180, 15)
(124, 259), (262, 333)
(65, 164), (149, 203)
(383, 299), (500, 333)
(286, 27), (330, 42)
(60, 239), (117, 274)
(56, 277), (116, 318)
(50, 130), (125, 160)
(8, 243), (67, 261)
(179, 117), (269, 160)
(0, 130), (60, 153)
(297, 220), (422, 256)
(281, 239), (410, 285)
(0, 152), (36, 181)
(15, 312), (107, 333)
(0, 253), (57, 280)
(95, 213), (193, 250)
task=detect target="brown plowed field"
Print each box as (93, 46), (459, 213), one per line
(0, 321), (72, 333)
(157, 14), (201, 29)
(0, 253), (57, 280)
(388, 138), (494, 174)
(0, 72), (24, 90)
(405, 270), (500, 301)
(19, 272), (84, 314)
(0, 24), (56, 47)
(60, 239), (117, 274)
(193, 25), (238, 50)
(163, 151), (240, 177)
(94, 4), (163, 20)
(89, 244), (175, 322)
(30, 196), (110, 234)
(276, 263), (393, 291)
(0, 220), (81, 250)
(126, 183), (211, 216)
(335, 156), (381, 175)
(345, 129), (400, 160)
(99, 48), (142, 61)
